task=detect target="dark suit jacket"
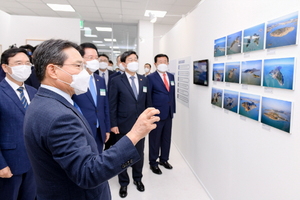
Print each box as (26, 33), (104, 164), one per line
(24, 66), (41, 89)
(0, 79), (37, 175)
(23, 87), (140, 200)
(72, 74), (110, 152)
(109, 73), (151, 134)
(147, 71), (176, 120)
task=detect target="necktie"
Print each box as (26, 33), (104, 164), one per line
(130, 76), (138, 99)
(73, 102), (82, 114)
(163, 73), (169, 92)
(89, 76), (97, 105)
(102, 72), (107, 89)
(17, 87), (28, 109)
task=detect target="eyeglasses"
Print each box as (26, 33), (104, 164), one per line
(61, 63), (85, 70)
(9, 61), (32, 66)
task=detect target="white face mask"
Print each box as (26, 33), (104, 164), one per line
(8, 65), (32, 82)
(107, 66), (113, 71)
(119, 63), (125, 71)
(56, 67), (90, 95)
(85, 60), (99, 72)
(99, 62), (108, 70)
(144, 68), (150, 73)
(157, 64), (168, 72)
(127, 62), (139, 73)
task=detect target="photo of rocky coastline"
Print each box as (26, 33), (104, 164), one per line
(243, 23), (265, 52)
(226, 31), (242, 55)
(214, 36), (226, 57)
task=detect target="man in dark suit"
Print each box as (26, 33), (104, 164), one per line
(147, 54), (176, 175)
(95, 53), (114, 88)
(73, 42), (110, 153)
(23, 39), (159, 200)
(0, 48), (37, 200)
(109, 50), (150, 198)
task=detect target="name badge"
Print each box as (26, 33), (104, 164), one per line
(143, 86), (147, 93)
(100, 89), (106, 96)
(171, 81), (175, 86)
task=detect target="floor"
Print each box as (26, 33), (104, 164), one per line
(108, 137), (211, 200)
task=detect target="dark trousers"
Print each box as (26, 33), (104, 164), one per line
(149, 116), (173, 166)
(0, 168), (36, 200)
(115, 134), (145, 186)
(104, 132), (116, 150)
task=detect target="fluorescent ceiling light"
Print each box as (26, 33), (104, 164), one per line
(96, 27), (112, 32)
(47, 4), (75, 12)
(104, 38), (117, 42)
(84, 34), (97, 38)
(93, 41), (103, 43)
(113, 51), (121, 53)
(96, 44), (106, 46)
(110, 46), (119, 49)
(144, 10), (167, 18)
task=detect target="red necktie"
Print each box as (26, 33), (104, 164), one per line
(163, 73), (169, 91)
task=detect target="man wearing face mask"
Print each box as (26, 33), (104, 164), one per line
(95, 53), (114, 88)
(147, 54), (176, 175)
(72, 42), (110, 153)
(23, 39), (160, 200)
(143, 63), (151, 76)
(0, 48), (37, 200)
(109, 50), (151, 198)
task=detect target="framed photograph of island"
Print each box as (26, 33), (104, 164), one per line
(226, 31), (242, 55)
(212, 63), (224, 82)
(261, 97), (292, 133)
(243, 23), (265, 52)
(265, 11), (298, 49)
(211, 88), (223, 108)
(193, 59), (209, 86)
(223, 90), (239, 113)
(214, 37), (226, 57)
(225, 61), (240, 83)
(239, 93), (260, 121)
(262, 57), (295, 90)
(241, 60), (262, 86)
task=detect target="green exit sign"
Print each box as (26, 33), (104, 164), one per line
(80, 20), (84, 29)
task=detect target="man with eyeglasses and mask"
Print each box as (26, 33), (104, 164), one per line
(0, 48), (37, 200)
(23, 39), (160, 200)
(109, 50), (151, 198)
(72, 42), (110, 153)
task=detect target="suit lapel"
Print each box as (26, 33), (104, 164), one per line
(154, 71), (169, 93)
(1, 79), (26, 114)
(137, 75), (144, 101)
(121, 74), (137, 100)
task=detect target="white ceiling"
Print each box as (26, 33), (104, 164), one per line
(0, 0), (201, 25)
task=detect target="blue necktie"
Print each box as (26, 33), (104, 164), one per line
(17, 87), (28, 109)
(89, 76), (97, 105)
(73, 102), (82, 114)
(130, 76), (138, 100)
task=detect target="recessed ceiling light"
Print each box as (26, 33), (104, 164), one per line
(104, 38), (117, 42)
(84, 34), (97, 38)
(96, 27), (112, 32)
(47, 4), (75, 12)
(96, 44), (106, 46)
(113, 51), (121, 53)
(93, 41), (103, 43)
(144, 10), (167, 18)
(109, 46), (119, 49)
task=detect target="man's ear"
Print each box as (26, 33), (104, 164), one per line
(46, 64), (58, 80)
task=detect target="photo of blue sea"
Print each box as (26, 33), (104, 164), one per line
(211, 88), (223, 108)
(261, 97), (292, 133)
(263, 57), (294, 90)
(214, 37), (226, 57)
(239, 92), (260, 121)
(213, 63), (224, 82)
(241, 60), (262, 86)
(226, 31), (242, 55)
(266, 12), (298, 49)
(223, 90), (239, 113)
(243, 23), (265, 52)
(225, 61), (240, 83)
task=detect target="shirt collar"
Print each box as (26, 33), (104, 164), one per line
(5, 77), (25, 90)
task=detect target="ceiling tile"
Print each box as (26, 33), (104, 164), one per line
(95, 1), (121, 8)
(67, 0), (96, 6)
(72, 5), (99, 13)
(97, 7), (121, 14)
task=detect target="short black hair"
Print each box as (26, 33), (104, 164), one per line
(19, 44), (34, 52)
(120, 50), (138, 62)
(1, 48), (30, 65)
(33, 39), (80, 82)
(109, 60), (113, 65)
(154, 54), (169, 63)
(98, 53), (109, 61)
(79, 42), (98, 57)
(144, 63), (151, 68)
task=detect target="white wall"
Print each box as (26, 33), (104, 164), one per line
(160, 0), (300, 199)
(0, 14), (80, 51)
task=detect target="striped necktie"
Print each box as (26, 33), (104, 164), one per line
(130, 76), (138, 99)
(17, 86), (28, 109)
